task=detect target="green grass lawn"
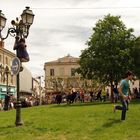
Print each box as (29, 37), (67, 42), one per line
(0, 100), (140, 140)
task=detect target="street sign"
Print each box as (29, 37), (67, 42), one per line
(11, 57), (21, 75)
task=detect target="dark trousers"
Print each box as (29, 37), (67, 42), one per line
(4, 95), (10, 111)
(115, 99), (129, 120)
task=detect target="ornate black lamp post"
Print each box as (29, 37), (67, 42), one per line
(5, 66), (10, 94)
(0, 7), (34, 126)
(36, 76), (43, 105)
(0, 65), (10, 110)
(4, 66), (10, 111)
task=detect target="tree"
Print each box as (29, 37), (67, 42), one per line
(78, 14), (136, 102)
(131, 37), (140, 93)
(131, 37), (140, 78)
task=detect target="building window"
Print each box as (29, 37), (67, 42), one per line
(50, 69), (55, 76)
(59, 67), (64, 76)
(5, 57), (8, 65)
(71, 68), (75, 76)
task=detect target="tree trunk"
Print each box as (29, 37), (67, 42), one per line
(110, 82), (114, 103)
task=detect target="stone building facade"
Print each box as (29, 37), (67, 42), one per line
(44, 54), (83, 94)
(0, 41), (16, 99)
(0, 41), (33, 99)
(44, 54), (140, 97)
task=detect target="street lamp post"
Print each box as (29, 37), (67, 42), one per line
(5, 66), (9, 95)
(4, 66), (10, 111)
(0, 7), (34, 126)
(0, 65), (10, 111)
(36, 76), (43, 105)
(39, 76), (42, 105)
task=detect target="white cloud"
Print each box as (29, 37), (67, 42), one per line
(1, 0), (140, 76)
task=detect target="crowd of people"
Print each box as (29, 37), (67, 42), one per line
(47, 87), (110, 105)
(0, 94), (15, 111)
(1, 70), (139, 124)
(0, 95), (42, 111)
(0, 85), (139, 111)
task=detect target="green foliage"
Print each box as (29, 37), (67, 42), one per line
(131, 37), (140, 78)
(79, 14), (136, 86)
(0, 101), (140, 140)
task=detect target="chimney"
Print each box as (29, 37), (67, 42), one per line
(0, 41), (4, 48)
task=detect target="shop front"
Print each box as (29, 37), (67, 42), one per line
(0, 85), (16, 99)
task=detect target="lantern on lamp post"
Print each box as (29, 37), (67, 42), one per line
(0, 10), (6, 31)
(0, 7), (34, 126)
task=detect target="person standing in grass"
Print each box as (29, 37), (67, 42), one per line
(114, 70), (134, 121)
(102, 86), (107, 102)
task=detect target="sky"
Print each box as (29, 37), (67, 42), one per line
(0, 0), (140, 77)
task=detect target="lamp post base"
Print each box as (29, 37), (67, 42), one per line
(15, 101), (23, 126)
